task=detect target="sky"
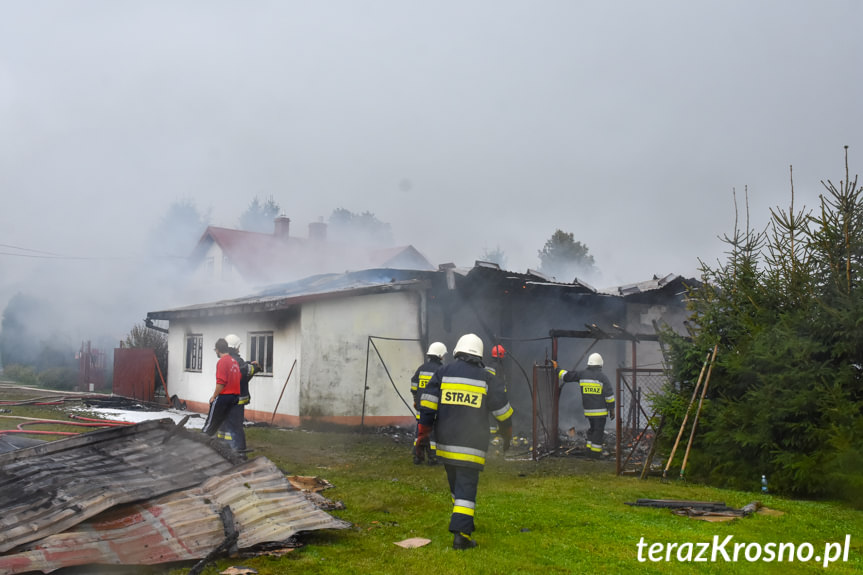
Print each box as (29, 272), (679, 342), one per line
(1, 1), (862, 345)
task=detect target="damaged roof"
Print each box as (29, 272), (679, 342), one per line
(601, 273), (700, 302)
(147, 263), (699, 323)
(0, 457), (349, 574)
(0, 419), (349, 573)
(0, 418), (244, 553)
(147, 263), (613, 321)
(148, 268), (438, 320)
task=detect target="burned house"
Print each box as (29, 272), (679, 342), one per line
(145, 263), (696, 438)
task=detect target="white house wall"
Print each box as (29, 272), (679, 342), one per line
(164, 316), (232, 411)
(299, 291), (423, 427)
(231, 311), (302, 428)
(163, 311), (302, 426)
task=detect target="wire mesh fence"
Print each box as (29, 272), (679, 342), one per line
(530, 364), (669, 472)
(614, 368), (667, 476)
(531, 363), (559, 458)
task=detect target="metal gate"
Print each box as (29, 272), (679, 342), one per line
(531, 363), (558, 458)
(529, 364), (669, 465)
(615, 368), (667, 476)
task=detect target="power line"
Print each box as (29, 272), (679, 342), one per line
(0, 243), (66, 257)
(0, 244), (187, 262)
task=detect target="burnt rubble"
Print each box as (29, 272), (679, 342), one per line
(0, 419), (349, 574)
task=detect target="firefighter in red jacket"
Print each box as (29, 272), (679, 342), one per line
(410, 342), (446, 465)
(417, 333), (513, 550)
(202, 338), (241, 439)
(553, 352), (615, 457)
(219, 333), (260, 452)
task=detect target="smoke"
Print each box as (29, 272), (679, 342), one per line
(1, 1), (860, 369)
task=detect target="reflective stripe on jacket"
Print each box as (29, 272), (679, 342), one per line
(419, 357), (513, 470)
(411, 357), (443, 406)
(557, 366), (615, 417)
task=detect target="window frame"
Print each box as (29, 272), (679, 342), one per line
(184, 334), (203, 372)
(248, 332), (274, 375)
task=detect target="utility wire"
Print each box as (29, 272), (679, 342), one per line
(0, 245), (186, 262)
(0, 243), (65, 256)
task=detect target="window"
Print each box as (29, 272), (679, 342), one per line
(249, 332), (274, 375)
(205, 257), (214, 278)
(222, 256), (232, 280)
(185, 334), (203, 372)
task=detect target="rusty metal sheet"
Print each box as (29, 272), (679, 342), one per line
(0, 457), (350, 574)
(112, 348), (157, 402)
(0, 418), (244, 553)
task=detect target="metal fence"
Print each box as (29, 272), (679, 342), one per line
(531, 363), (559, 458)
(615, 368), (667, 476)
(530, 364), (669, 472)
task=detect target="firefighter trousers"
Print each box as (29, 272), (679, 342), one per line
(445, 464), (480, 535)
(586, 416), (606, 453)
(219, 402), (247, 451)
(202, 394), (238, 437)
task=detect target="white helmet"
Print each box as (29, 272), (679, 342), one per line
(427, 342), (447, 359)
(454, 333), (483, 358)
(225, 334), (242, 351)
(588, 352), (603, 367)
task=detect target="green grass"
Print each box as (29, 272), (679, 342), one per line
(1, 385), (861, 574)
(177, 426), (862, 575)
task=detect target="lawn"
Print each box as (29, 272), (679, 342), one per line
(186, 426), (862, 575)
(1, 385), (861, 574)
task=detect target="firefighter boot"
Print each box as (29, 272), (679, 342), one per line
(413, 444), (424, 465)
(453, 532), (477, 550)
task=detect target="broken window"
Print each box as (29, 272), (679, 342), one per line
(185, 334), (203, 372)
(249, 332), (274, 375)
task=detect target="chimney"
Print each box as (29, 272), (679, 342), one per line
(274, 216), (291, 240)
(309, 221), (327, 242)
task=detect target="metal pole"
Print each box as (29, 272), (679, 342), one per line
(361, 337), (372, 432)
(532, 363), (538, 461)
(271, 359), (297, 425)
(615, 369), (622, 474)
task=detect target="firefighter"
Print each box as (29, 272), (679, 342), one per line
(552, 352), (615, 457)
(489, 344), (506, 379)
(202, 338), (241, 440)
(488, 344), (507, 442)
(218, 334), (259, 452)
(411, 342), (447, 464)
(417, 333), (514, 550)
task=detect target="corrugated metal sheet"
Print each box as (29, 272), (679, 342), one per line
(0, 457), (350, 574)
(602, 273), (701, 300)
(0, 418), (244, 553)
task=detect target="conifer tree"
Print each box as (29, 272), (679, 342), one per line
(658, 148), (863, 505)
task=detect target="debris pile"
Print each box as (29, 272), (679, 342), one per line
(626, 499), (783, 522)
(0, 418), (349, 574)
